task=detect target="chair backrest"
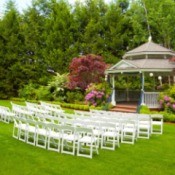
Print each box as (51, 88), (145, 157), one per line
(61, 125), (75, 134)
(100, 122), (117, 131)
(47, 123), (62, 132)
(75, 127), (93, 136)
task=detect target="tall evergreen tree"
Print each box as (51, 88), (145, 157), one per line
(42, 0), (78, 73)
(0, 1), (23, 98)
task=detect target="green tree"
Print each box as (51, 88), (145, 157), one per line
(42, 0), (78, 73)
(0, 1), (23, 98)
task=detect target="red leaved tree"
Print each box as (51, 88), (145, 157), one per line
(68, 54), (107, 90)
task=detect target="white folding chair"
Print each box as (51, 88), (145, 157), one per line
(137, 114), (151, 139)
(76, 127), (99, 158)
(47, 123), (62, 152)
(121, 120), (137, 144)
(101, 123), (120, 150)
(151, 114), (163, 134)
(17, 117), (28, 142)
(12, 116), (27, 140)
(61, 125), (77, 155)
(35, 121), (48, 149)
(26, 119), (37, 146)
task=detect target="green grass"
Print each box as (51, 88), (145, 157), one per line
(0, 100), (25, 109)
(1, 100), (175, 174)
(0, 122), (175, 175)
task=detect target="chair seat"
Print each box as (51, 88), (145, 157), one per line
(79, 136), (97, 143)
(62, 134), (78, 141)
(103, 131), (118, 137)
(37, 128), (47, 135)
(28, 126), (36, 132)
(48, 131), (62, 138)
(152, 121), (162, 125)
(19, 124), (27, 130)
(123, 128), (135, 132)
(138, 125), (150, 129)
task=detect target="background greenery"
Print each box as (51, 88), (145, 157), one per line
(1, 0), (175, 98)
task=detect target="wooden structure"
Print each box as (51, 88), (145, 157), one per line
(105, 38), (175, 110)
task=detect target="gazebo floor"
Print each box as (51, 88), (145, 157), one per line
(110, 102), (138, 113)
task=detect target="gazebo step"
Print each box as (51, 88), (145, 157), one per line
(111, 102), (138, 113)
(110, 108), (137, 113)
(115, 105), (137, 110)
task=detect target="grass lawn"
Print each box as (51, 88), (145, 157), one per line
(0, 100), (175, 175)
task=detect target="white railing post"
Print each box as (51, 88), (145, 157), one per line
(141, 72), (145, 105)
(111, 75), (116, 106)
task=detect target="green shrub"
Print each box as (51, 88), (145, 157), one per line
(138, 105), (151, 114)
(66, 90), (84, 103)
(19, 83), (52, 101)
(85, 82), (111, 107)
(159, 111), (175, 122)
(10, 97), (25, 102)
(18, 83), (39, 100)
(158, 85), (175, 113)
(47, 73), (68, 101)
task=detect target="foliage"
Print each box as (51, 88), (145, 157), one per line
(159, 85), (175, 113)
(47, 73), (68, 101)
(18, 83), (51, 101)
(18, 83), (39, 100)
(85, 82), (111, 106)
(115, 75), (140, 90)
(66, 90), (84, 103)
(58, 102), (89, 111)
(1, 0), (175, 98)
(159, 111), (175, 123)
(138, 105), (151, 114)
(68, 54), (107, 90)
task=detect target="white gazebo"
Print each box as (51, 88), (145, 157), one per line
(105, 39), (175, 109)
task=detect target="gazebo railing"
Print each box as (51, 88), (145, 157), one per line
(143, 92), (160, 108)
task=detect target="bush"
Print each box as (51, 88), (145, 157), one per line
(66, 90), (84, 103)
(47, 73), (68, 101)
(10, 97), (25, 102)
(19, 83), (52, 101)
(138, 105), (151, 114)
(158, 85), (175, 113)
(85, 82), (111, 107)
(18, 83), (39, 100)
(159, 111), (175, 122)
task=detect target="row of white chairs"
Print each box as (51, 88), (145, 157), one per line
(12, 108), (121, 149)
(88, 109), (163, 135)
(0, 101), (163, 158)
(0, 106), (15, 123)
(13, 116), (100, 158)
(10, 102), (162, 145)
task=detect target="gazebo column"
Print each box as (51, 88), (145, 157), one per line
(111, 75), (116, 106)
(141, 72), (145, 105)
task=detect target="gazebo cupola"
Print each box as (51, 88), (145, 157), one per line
(106, 38), (175, 108)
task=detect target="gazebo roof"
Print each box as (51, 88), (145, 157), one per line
(106, 59), (175, 74)
(123, 40), (175, 59)
(106, 40), (175, 74)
